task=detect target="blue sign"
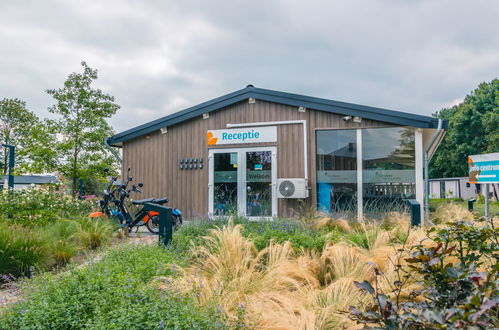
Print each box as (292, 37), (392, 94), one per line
(468, 152), (499, 183)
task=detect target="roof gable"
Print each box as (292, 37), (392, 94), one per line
(108, 85), (446, 146)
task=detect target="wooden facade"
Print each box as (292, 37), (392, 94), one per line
(122, 99), (394, 218)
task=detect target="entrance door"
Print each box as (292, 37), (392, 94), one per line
(209, 147), (277, 218)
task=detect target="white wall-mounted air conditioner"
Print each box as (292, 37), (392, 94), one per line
(277, 178), (308, 199)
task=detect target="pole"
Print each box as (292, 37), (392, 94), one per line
(485, 183), (489, 219)
(2, 144), (15, 189)
(424, 119), (443, 224)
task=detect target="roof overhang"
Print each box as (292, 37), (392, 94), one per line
(107, 86), (448, 146)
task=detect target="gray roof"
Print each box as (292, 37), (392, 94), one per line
(108, 85), (447, 146)
(0, 175), (59, 185)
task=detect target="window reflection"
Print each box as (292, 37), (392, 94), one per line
(316, 129), (357, 218)
(362, 127), (415, 218)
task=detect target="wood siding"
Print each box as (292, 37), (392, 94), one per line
(122, 100), (393, 218)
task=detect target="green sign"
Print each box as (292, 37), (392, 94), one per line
(214, 171), (237, 183)
(247, 170), (271, 182)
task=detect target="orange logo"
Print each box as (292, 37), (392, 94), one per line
(207, 131), (218, 145)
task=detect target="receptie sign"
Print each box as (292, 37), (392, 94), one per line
(207, 126), (277, 145)
(468, 152), (499, 184)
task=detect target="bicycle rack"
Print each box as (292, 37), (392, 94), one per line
(143, 202), (173, 245)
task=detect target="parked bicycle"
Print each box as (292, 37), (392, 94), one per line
(91, 168), (182, 234)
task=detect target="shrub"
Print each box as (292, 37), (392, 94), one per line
(0, 186), (93, 226)
(0, 222), (50, 281)
(348, 217), (499, 328)
(72, 217), (116, 250)
(43, 220), (80, 266)
(0, 244), (227, 329)
(173, 217), (340, 252)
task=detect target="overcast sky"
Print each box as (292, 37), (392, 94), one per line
(1, 0), (498, 133)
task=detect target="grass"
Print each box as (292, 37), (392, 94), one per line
(430, 198), (499, 217)
(0, 244), (228, 329)
(168, 214), (424, 329)
(3, 202), (491, 329)
(0, 217), (117, 282)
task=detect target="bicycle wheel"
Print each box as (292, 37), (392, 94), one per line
(146, 215), (160, 234)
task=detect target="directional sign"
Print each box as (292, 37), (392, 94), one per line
(468, 152), (499, 184)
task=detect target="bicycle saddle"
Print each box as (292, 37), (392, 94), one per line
(152, 197), (168, 204)
(132, 198), (155, 205)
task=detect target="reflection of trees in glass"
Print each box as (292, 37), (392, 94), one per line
(387, 128), (415, 169)
(363, 128), (415, 170)
(214, 184), (237, 215)
(246, 183), (272, 216)
(246, 151), (271, 170)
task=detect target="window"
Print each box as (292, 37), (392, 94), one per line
(316, 127), (416, 220)
(316, 129), (357, 218)
(362, 127), (415, 218)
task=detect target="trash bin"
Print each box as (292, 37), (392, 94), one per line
(405, 199), (421, 226)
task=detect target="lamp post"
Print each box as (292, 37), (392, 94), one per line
(2, 144), (15, 189)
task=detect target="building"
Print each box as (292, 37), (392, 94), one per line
(107, 85), (447, 220)
(0, 175), (59, 190)
(429, 177), (498, 201)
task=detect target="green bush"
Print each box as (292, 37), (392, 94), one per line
(349, 218), (499, 328)
(43, 220), (80, 266)
(0, 222), (50, 281)
(0, 217), (116, 280)
(172, 218), (340, 252)
(0, 186), (93, 226)
(0, 244), (227, 329)
(72, 217), (116, 250)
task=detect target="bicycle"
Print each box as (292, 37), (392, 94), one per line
(113, 168), (182, 234)
(90, 168), (182, 234)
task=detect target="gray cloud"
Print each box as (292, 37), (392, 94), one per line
(1, 0), (498, 133)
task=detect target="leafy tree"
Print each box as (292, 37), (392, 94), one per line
(430, 79), (499, 178)
(46, 61), (120, 197)
(0, 99), (54, 175)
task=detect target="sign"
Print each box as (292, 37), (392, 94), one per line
(214, 171), (237, 183)
(468, 152), (499, 183)
(317, 169), (415, 184)
(247, 170), (271, 182)
(207, 126), (277, 145)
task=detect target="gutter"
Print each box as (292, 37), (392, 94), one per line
(424, 119), (444, 222)
(104, 137), (122, 164)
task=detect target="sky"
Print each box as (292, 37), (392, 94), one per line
(1, 0), (498, 133)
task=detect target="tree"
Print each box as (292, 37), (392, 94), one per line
(46, 61), (120, 197)
(0, 98), (54, 175)
(430, 79), (499, 178)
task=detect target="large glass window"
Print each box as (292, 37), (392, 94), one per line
(362, 127), (415, 218)
(316, 129), (357, 218)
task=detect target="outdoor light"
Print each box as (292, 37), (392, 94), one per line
(160, 127), (168, 134)
(342, 116), (352, 121)
(249, 97), (256, 104)
(353, 116), (362, 123)
(298, 106), (306, 113)
(203, 113), (210, 119)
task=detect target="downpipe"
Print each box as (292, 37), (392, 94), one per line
(104, 138), (122, 164)
(424, 119), (443, 223)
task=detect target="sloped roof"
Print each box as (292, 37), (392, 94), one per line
(107, 85), (447, 146)
(0, 175), (59, 185)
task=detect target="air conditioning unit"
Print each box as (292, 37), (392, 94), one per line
(277, 178), (308, 199)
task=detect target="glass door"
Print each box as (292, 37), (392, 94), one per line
(210, 151), (239, 216)
(209, 147), (277, 218)
(244, 150), (274, 217)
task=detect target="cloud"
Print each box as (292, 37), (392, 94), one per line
(0, 0), (498, 133)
